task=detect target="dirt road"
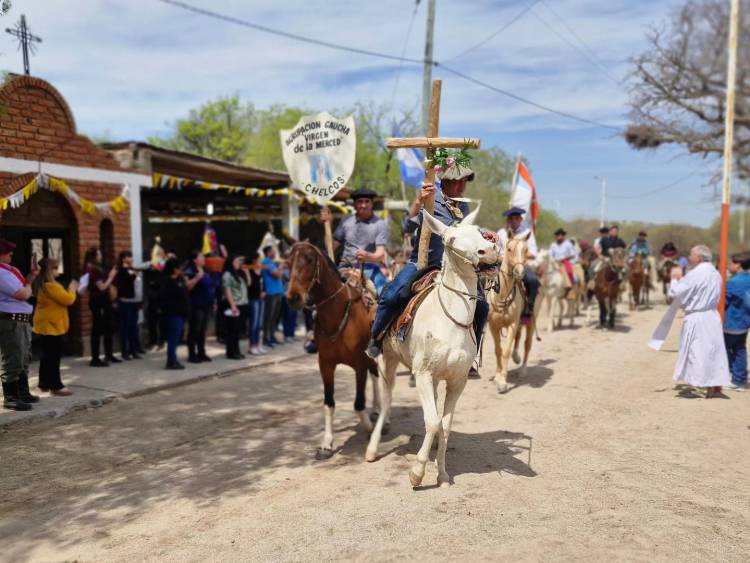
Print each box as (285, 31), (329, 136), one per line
(1, 305), (748, 562)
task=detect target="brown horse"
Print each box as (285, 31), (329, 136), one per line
(594, 248), (627, 328)
(628, 254), (646, 310)
(286, 242), (378, 459)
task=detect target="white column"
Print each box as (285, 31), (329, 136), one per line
(128, 182), (144, 263)
(281, 192), (299, 240)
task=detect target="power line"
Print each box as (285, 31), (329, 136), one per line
(438, 63), (622, 131)
(443, 0), (541, 62)
(156, 0), (425, 65)
(539, 0), (622, 85)
(390, 0), (421, 109)
(608, 170), (702, 199)
(156, 0), (623, 132)
(530, 6), (621, 86)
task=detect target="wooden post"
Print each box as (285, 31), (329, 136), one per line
(417, 80), (442, 269)
(719, 0), (740, 318)
(322, 205), (335, 261)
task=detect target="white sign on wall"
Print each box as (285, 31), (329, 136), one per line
(280, 112), (356, 202)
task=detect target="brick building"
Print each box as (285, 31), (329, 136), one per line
(0, 75), (149, 354)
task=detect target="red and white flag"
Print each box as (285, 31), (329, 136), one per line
(510, 161), (539, 232)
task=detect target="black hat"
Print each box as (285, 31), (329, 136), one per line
(351, 187), (378, 200)
(554, 228), (567, 236)
(502, 206), (526, 218)
(598, 226), (609, 234)
(638, 231), (647, 237)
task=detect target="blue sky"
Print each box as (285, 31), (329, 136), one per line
(1, 0), (729, 226)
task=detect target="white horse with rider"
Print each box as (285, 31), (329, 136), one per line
(366, 208), (498, 487)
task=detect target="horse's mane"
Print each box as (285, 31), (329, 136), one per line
(291, 241), (339, 273)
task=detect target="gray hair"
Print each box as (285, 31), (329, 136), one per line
(691, 245), (712, 263)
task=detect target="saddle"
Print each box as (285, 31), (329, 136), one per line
(392, 268), (441, 340)
(339, 268), (377, 310)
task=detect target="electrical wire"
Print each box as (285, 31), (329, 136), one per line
(608, 170), (703, 199)
(539, 0), (622, 84)
(390, 0), (421, 109)
(156, 0), (623, 132)
(443, 0), (542, 62)
(530, 7), (621, 86)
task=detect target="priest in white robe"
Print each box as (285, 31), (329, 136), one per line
(668, 245), (730, 396)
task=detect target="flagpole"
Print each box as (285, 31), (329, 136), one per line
(509, 152), (521, 206)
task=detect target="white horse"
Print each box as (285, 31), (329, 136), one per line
(365, 209), (498, 488)
(538, 249), (578, 331)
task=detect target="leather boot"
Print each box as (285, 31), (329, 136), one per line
(2, 381), (32, 411)
(18, 374), (40, 403)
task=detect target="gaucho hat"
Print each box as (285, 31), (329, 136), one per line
(438, 165), (475, 182)
(351, 187), (378, 200)
(554, 228), (567, 236)
(502, 206), (526, 218)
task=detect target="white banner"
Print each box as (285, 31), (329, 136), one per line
(280, 112), (356, 202)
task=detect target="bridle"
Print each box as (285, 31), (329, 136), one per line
(490, 238), (526, 312)
(288, 242), (357, 341)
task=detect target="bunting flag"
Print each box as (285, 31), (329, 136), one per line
(0, 174), (129, 215)
(510, 161), (540, 232)
(149, 173), (355, 215)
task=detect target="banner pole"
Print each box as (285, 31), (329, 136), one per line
(509, 152), (521, 206)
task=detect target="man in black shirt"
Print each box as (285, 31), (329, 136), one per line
(600, 225), (626, 257)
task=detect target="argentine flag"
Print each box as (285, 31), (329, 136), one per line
(393, 124), (425, 188)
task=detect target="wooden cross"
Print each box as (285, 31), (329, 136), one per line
(385, 80), (480, 269)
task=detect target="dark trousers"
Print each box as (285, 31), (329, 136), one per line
(118, 301), (141, 357)
(38, 334), (64, 390)
(523, 266), (540, 314)
(165, 316), (184, 366)
(188, 304), (211, 359)
(371, 262), (488, 345)
(281, 297), (297, 338)
(146, 294), (164, 348)
(724, 331), (748, 386)
(90, 304), (114, 360)
(263, 295), (283, 344)
(225, 312), (242, 357)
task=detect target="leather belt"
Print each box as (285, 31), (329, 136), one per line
(0, 312), (32, 323)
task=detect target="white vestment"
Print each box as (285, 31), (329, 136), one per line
(668, 262), (730, 387)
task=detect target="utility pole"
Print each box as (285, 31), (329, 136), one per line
(421, 0), (436, 134)
(595, 175), (606, 227)
(719, 0), (740, 317)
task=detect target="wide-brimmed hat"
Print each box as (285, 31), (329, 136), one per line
(598, 226), (609, 234)
(502, 206), (526, 218)
(554, 228), (567, 236)
(0, 239), (16, 255)
(638, 231), (648, 237)
(438, 165), (475, 182)
(351, 187), (378, 200)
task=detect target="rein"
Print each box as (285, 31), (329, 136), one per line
(289, 242), (359, 341)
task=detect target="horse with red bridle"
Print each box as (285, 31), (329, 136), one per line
(286, 242), (379, 459)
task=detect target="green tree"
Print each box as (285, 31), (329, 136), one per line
(244, 105), (308, 171)
(149, 94), (256, 164)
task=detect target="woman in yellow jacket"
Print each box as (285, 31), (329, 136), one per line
(32, 258), (78, 396)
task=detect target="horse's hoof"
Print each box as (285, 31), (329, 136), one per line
(438, 479), (452, 488)
(512, 351), (521, 364)
(496, 382), (510, 394)
(369, 411), (379, 423)
(408, 375), (416, 388)
(409, 469), (424, 487)
(315, 447), (334, 460)
(365, 449), (377, 463)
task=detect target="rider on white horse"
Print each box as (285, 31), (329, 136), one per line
(366, 165), (498, 359)
(496, 207), (540, 325)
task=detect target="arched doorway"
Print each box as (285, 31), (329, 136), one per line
(0, 189), (80, 353)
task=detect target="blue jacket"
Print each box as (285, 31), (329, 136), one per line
(403, 190), (470, 267)
(724, 271), (750, 332)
